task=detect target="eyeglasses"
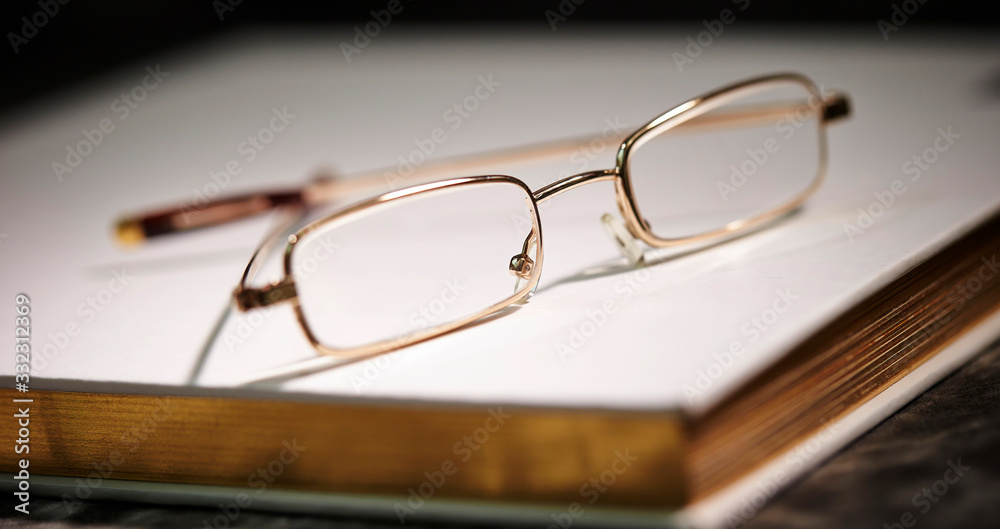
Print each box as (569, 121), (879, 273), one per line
(116, 72), (850, 361)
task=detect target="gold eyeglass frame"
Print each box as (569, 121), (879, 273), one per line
(115, 72), (851, 360)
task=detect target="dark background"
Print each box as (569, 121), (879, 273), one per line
(2, 2), (999, 527)
(0, 0), (994, 118)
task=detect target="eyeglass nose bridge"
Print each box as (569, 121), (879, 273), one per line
(532, 168), (648, 266)
(532, 169), (618, 203)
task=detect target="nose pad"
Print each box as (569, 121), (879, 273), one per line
(508, 252), (535, 297)
(508, 253), (534, 280)
(508, 227), (539, 295)
(601, 213), (644, 265)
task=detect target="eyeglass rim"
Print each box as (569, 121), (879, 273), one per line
(613, 72), (830, 248)
(282, 174), (544, 358)
(231, 72), (846, 359)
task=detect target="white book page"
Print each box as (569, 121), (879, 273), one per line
(2, 29), (998, 414)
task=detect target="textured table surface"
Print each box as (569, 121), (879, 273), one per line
(3, 341), (999, 528)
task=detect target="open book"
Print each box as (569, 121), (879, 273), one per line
(2, 29), (999, 527)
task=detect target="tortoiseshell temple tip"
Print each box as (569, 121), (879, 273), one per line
(823, 93), (851, 123)
(115, 218), (146, 247)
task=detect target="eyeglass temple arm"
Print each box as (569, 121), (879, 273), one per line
(114, 188), (307, 246)
(114, 93), (850, 246)
(113, 133), (616, 246)
(112, 134), (599, 247)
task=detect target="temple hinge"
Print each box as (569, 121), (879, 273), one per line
(234, 278), (298, 311)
